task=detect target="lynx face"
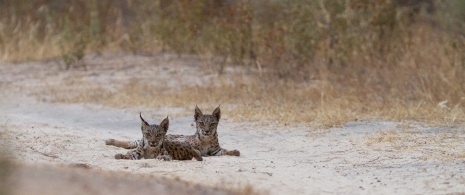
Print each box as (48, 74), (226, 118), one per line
(140, 113), (169, 147)
(194, 106), (220, 137)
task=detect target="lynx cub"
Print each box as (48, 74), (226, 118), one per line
(110, 114), (202, 161)
(106, 106), (240, 157)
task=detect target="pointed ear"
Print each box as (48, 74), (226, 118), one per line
(159, 116), (169, 133)
(212, 106), (221, 120)
(140, 112), (149, 130)
(194, 105), (203, 121)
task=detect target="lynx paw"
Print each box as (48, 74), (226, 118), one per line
(115, 153), (125, 159)
(194, 150), (203, 161)
(226, 150), (240, 156)
(115, 153), (137, 160)
(157, 155), (172, 161)
(105, 139), (115, 145)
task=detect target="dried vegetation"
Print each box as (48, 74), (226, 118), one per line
(1, 0), (465, 127)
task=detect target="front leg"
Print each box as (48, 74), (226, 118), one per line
(106, 139), (140, 149)
(209, 146), (240, 156)
(191, 148), (203, 161)
(115, 147), (144, 160)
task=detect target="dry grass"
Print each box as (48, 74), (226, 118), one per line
(36, 26), (465, 127)
(29, 25), (465, 127)
(35, 64), (464, 128)
(2, 1), (465, 127)
(362, 128), (465, 161)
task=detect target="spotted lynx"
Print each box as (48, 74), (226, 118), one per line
(110, 114), (202, 161)
(106, 106), (240, 157)
(113, 114), (169, 160)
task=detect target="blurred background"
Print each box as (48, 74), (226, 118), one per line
(0, 0), (464, 125)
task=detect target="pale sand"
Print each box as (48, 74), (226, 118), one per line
(1, 53), (464, 194)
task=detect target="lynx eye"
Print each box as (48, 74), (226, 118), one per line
(199, 122), (204, 126)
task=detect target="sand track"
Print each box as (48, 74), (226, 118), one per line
(1, 53), (465, 194)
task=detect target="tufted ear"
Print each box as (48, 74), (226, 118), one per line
(159, 116), (169, 133)
(212, 106), (221, 120)
(140, 112), (149, 131)
(194, 105), (203, 121)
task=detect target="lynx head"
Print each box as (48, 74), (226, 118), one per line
(140, 113), (169, 147)
(194, 105), (220, 137)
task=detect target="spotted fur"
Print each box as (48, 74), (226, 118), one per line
(188, 105), (240, 156)
(106, 106), (240, 157)
(113, 114), (170, 160)
(108, 113), (202, 161)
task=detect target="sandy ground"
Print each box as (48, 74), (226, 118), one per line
(1, 53), (465, 194)
(0, 161), (239, 195)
